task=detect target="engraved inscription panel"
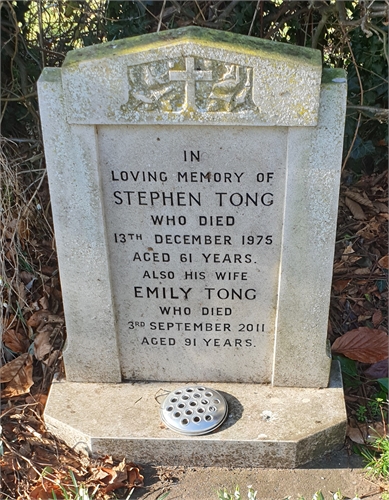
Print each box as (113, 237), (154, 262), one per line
(98, 125), (287, 383)
(121, 57), (255, 114)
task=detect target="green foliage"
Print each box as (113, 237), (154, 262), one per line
(105, 1), (151, 42)
(45, 470), (97, 500)
(333, 355), (362, 389)
(217, 487), (361, 500)
(356, 404), (368, 422)
(363, 434), (389, 480)
(218, 485), (257, 500)
(344, 25), (388, 175)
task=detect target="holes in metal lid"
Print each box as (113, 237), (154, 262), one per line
(160, 385), (228, 436)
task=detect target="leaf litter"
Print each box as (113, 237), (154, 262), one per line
(331, 170), (388, 454)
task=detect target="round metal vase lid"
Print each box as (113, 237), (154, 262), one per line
(160, 386), (228, 436)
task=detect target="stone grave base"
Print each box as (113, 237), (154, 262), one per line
(44, 362), (346, 468)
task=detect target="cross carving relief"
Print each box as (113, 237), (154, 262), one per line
(169, 56), (213, 110)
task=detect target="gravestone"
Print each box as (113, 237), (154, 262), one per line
(38, 27), (347, 467)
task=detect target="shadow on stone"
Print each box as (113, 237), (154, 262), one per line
(217, 391), (244, 431)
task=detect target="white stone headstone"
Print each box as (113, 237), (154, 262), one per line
(38, 27), (347, 466)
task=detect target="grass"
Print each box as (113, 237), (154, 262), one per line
(216, 487), (365, 500)
(363, 434), (389, 481)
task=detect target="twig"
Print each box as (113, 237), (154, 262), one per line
(1, 92), (38, 102)
(37, 0), (45, 67)
(347, 105), (389, 122)
(2, 438), (42, 476)
(6, 138), (40, 144)
(157, 0), (166, 33)
(218, 0), (240, 22)
(311, 4), (337, 49)
(138, 0), (168, 30)
(194, 0), (206, 22)
(341, 24), (364, 171)
(248, 0), (261, 37)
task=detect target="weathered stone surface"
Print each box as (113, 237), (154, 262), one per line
(44, 362), (346, 467)
(38, 27), (346, 386)
(60, 27), (322, 126)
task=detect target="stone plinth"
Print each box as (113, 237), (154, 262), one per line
(45, 362), (346, 467)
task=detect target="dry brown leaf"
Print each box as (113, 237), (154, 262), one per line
(33, 329), (52, 360)
(44, 349), (61, 367)
(373, 201), (388, 212)
(372, 309), (383, 327)
(127, 463), (144, 487)
(0, 353), (30, 383)
(27, 310), (63, 329)
(39, 295), (50, 310)
(27, 310), (52, 328)
(345, 190), (374, 208)
(378, 255), (389, 269)
(332, 327), (389, 363)
(2, 329), (29, 353)
(347, 425), (366, 444)
(343, 245), (355, 255)
(353, 268), (371, 275)
(347, 421), (386, 444)
(356, 218), (382, 239)
(30, 480), (64, 499)
(365, 359), (389, 379)
(332, 279), (351, 293)
(18, 218), (30, 242)
(0, 353), (34, 397)
(345, 197), (366, 220)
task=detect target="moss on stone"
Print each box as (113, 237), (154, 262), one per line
(321, 67), (347, 84)
(63, 26), (321, 68)
(40, 67), (62, 83)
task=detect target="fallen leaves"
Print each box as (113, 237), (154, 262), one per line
(332, 327), (389, 363)
(2, 328), (30, 353)
(89, 458), (144, 494)
(365, 359), (389, 379)
(28, 456), (144, 499)
(378, 254), (389, 269)
(347, 421), (387, 445)
(2, 407), (145, 500)
(345, 196), (367, 220)
(0, 353), (34, 397)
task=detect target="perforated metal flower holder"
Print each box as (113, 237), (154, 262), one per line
(160, 386), (228, 436)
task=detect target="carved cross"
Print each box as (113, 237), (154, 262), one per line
(169, 57), (213, 110)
